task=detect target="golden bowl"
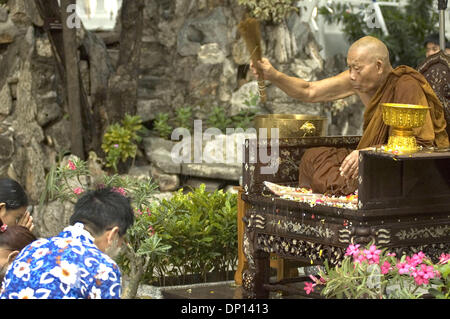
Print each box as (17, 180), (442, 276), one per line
(381, 103), (430, 154)
(381, 103), (429, 128)
(254, 114), (327, 139)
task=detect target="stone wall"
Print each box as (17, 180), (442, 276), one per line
(0, 0), (363, 237)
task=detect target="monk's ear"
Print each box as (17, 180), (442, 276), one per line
(376, 59), (384, 73)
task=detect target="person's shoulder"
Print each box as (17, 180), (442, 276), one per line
(81, 246), (121, 273)
(395, 73), (422, 90)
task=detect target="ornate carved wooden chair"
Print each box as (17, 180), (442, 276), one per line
(417, 51), (450, 137)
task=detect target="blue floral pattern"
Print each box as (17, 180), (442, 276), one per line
(0, 223), (122, 299)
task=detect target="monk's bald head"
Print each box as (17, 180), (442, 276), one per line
(348, 36), (391, 66)
(346, 36), (393, 95)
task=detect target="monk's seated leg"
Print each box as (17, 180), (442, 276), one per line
(298, 147), (357, 196)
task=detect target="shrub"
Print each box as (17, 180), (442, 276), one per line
(174, 106), (193, 131)
(149, 184), (238, 284)
(101, 114), (145, 172)
(153, 113), (173, 139)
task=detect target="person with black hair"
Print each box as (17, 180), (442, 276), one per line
(0, 187), (135, 299)
(0, 225), (37, 282)
(0, 178), (34, 232)
(424, 33), (450, 57)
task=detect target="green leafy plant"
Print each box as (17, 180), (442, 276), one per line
(101, 114), (144, 172)
(304, 243), (449, 299)
(232, 109), (257, 130)
(149, 184), (238, 284)
(153, 112), (173, 139)
(428, 256), (450, 299)
(174, 106), (193, 131)
(206, 106), (233, 132)
(237, 0), (298, 23)
(319, 0), (439, 67)
(40, 156), (170, 299)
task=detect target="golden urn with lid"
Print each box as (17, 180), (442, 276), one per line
(381, 103), (430, 154)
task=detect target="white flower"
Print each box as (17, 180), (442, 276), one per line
(49, 260), (79, 287)
(30, 239), (49, 248)
(18, 288), (36, 299)
(13, 262), (31, 279)
(32, 248), (50, 259)
(53, 238), (74, 249)
(89, 287), (102, 299)
(95, 263), (113, 281)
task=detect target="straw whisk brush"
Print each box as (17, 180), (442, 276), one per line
(238, 17), (267, 103)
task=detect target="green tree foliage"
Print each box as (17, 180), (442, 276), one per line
(319, 0), (439, 67)
(237, 0), (298, 23)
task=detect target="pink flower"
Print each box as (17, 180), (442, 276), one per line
(73, 187), (84, 195)
(304, 282), (316, 295)
(362, 245), (381, 264)
(67, 160), (76, 171)
(112, 187), (127, 196)
(380, 261), (391, 274)
(354, 253), (367, 265)
(438, 253), (450, 265)
(308, 275), (327, 285)
(397, 262), (412, 275)
(410, 264), (436, 286)
(345, 244), (361, 258)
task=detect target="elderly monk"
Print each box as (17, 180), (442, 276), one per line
(251, 36), (449, 195)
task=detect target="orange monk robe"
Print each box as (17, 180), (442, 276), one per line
(298, 65), (450, 196)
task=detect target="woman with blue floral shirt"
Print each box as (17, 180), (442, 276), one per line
(0, 187), (134, 299)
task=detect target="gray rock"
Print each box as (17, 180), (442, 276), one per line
(143, 136), (181, 174)
(35, 36), (52, 58)
(22, 138), (47, 203)
(0, 18), (18, 44)
(177, 7), (230, 57)
(128, 165), (152, 178)
(150, 165), (180, 192)
(0, 6), (8, 23)
(137, 99), (165, 122)
(44, 118), (71, 151)
(36, 102), (62, 127)
(230, 81), (260, 116)
(0, 84), (12, 116)
(198, 43), (225, 65)
(34, 201), (74, 238)
(0, 134), (14, 161)
(181, 163), (241, 181)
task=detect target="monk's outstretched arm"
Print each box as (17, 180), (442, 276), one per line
(251, 58), (355, 103)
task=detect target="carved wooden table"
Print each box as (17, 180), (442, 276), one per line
(240, 137), (450, 298)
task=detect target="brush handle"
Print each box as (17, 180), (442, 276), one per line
(258, 79), (266, 103)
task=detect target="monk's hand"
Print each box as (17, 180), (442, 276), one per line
(340, 150), (359, 181)
(250, 58), (277, 82)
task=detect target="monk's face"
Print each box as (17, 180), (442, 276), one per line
(347, 47), (385, 95)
